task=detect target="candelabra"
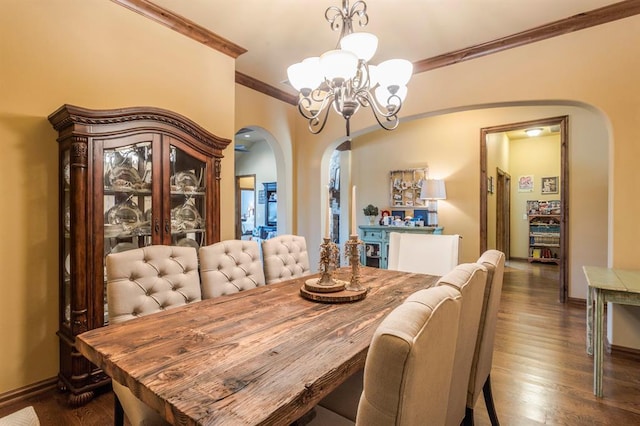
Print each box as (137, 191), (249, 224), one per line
(344, 234), (364, 291)
(304, 238), (345, 292)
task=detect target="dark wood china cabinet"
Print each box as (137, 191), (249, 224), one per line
(48, 105), (230, 404)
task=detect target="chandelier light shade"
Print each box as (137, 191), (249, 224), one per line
(287, 0), (413, 137)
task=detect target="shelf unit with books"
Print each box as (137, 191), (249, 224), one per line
(527, 199), (560, 264)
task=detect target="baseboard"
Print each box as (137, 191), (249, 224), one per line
(610, 343), (640, 359)
(0, 377), (57, 408)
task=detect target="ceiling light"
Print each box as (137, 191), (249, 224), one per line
(525, 128), (543, 137)
(287, 0), (413, 138)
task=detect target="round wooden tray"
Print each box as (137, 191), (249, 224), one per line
(304, 277), (347, 293)
(300, 285), (368, 303)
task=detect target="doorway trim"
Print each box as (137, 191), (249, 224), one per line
(235, 174), (256, 239)
(495, 167), (511, 259)
(480, 115), (569, 302)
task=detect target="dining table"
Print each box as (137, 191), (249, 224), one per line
(76, 266), (439, 425)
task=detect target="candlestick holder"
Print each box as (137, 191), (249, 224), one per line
(345, 234), (365, 292)
(304, 237), (345, 293)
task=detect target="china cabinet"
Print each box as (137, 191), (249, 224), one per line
(49, 105), (230, 404)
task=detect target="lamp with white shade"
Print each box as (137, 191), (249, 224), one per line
(420, 179), (447, 227)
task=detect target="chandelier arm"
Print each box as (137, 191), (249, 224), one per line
(308, 101), (333, 135)
(297, 90), (333, 121)
(354, 90), (402, 131)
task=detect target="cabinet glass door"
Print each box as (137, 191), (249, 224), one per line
(169, 145), (207, 249)
(62, 149), (71, 326)
(103, 139), (154, 324)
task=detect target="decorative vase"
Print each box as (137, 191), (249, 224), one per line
(368, 215), (376, 225)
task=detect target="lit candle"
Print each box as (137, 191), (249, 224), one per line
(351, 185), (357, 235)
(325, 185), (330, 239)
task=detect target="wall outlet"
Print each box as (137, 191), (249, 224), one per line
(523, 213), (527, 220)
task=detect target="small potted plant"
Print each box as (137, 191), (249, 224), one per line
(363, 204), (379, 225)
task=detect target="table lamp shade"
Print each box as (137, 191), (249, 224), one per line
(420, 179), (447, 200)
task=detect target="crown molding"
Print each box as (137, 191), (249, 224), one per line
(111, 0), (246, 58)
(235, 72), (298, 105)
(113, 0), (640, 102)
(414, 0), (640, 73)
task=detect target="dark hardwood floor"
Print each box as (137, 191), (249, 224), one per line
(1, 260), (639, 425)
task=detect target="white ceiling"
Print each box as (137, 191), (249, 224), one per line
(150, 0), (621, 96)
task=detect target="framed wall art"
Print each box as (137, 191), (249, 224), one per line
(389, 168), (428, 207)
(541, 176), (558, 194)
(518, 175), (534, 192)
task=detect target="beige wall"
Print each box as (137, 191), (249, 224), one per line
(0, 1), (235, 393)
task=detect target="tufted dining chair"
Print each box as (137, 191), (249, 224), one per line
(387, 232), (460, 276)
(106, 245), (202, 426)
(311, 285), (463, 426)
(464, 250), (506, 426)
(436, 263), (488, 426)
(199, 239), (265, 298)
(261, 234), (311, 284)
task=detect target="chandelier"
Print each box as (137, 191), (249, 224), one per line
(287, 0), (413, 138)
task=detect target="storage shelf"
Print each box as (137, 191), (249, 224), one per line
(527, 201), (560, 268)
(528, 257), (560, 264)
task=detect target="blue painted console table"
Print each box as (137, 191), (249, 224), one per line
(359, 225), (443, 269)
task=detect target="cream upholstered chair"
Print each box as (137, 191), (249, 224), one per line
(464, 250), (506, 426)
(261, 234), (311, 284)
(199, 239), (265, 298)
(0, 406), (40, 426)
(311, 285), (462, 426)
(387, 232), (460, 276)
(436, 263), (488, 426)
(106, 245), (202, 426)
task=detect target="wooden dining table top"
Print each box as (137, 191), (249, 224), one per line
(76, 266), (439, 426)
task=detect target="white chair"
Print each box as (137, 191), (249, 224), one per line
(387, 232), (460, 276)
(311, 285), (463, 426)
(437, 263), (488, 426)
(261, 234), (311, 284)
(106, 245), (202, 426)
(0, 406), (40, 426)
(464, 250), (506, 426)
(199, 239), (265, 298)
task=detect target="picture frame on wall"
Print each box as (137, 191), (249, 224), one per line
(518, 175), (534, 192)
(541, 176), (559, 194)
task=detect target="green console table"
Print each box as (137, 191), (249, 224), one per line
(359, 225), (443, 269)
